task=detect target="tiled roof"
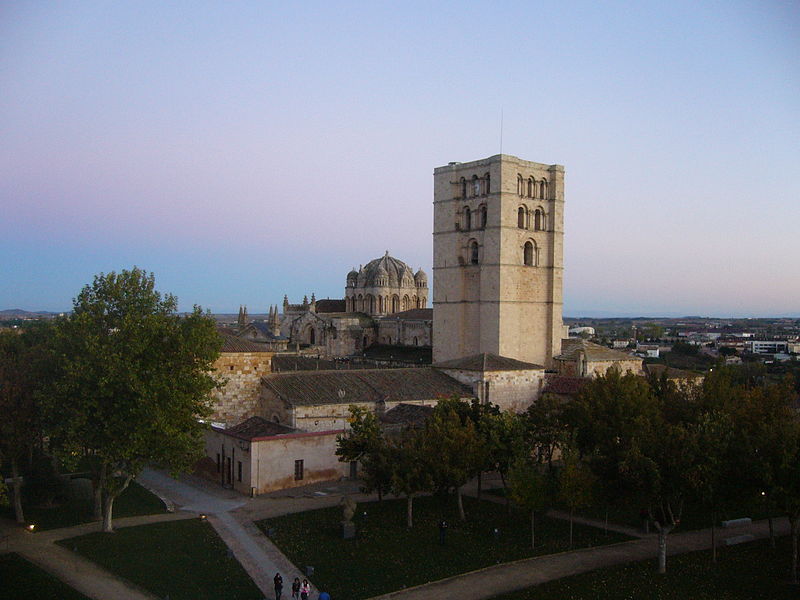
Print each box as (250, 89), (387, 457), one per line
(272, 355), (339, 372)
(220, 334), (273, 353)
(363, 344), (432, 363)
(382, 308), (433, 320)
(433, 352), (544, 372)
(316, 299), (346, 313)
(262, 368), (473, 406)
(644, 364), (703, 380)
(543, 375), (590, 396)
(215, 416), (296, 440)
(557, 339), (637, 362)
(380, 403), (434, 426)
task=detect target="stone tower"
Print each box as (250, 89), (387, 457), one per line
(432, 154), (564, 367)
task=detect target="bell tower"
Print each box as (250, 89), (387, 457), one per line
(432, 154), (564, 367)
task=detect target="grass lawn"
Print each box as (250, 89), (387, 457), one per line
(0, 552), (90, 600)
(491, 536), (798, 600)
(569, 494), (781, 533)
(0, 481), (166, 530)
(257, 494), (632, 600)
(58, 518), (263, 600)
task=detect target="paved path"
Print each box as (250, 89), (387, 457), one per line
(366, 517), (790, 600)
(138, 468), (313, 597)
(0, 514), (190, 600)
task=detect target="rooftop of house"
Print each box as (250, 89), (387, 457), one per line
(213, 416), (297, 440)
(379, 403), (434, 427)
(261, 367), (472, 406)
(543, 374), (590, 396)
(556, 339), (638, 362)
(220, 334), (274, 353)
(433, 352), (544, 372)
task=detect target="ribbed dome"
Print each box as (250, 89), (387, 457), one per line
(362, 252), (415, 288)
(414, 268), (427, 283)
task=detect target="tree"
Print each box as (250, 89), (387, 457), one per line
(508, 458), (551, 549)
(558, 446), (596, 548)
(480, 410), (524, 510)
(423, 407), (484, 521)
(44, 268), (220, 532)
(523, 394), (568, 468)
(0, 325), (51, 524)
(389, 429), (432, 529)
(336, 405), (392, 501)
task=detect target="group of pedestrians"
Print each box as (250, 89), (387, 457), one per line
(274, 572), (329, 600)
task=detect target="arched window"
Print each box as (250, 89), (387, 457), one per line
(413, 336), (418, 346)
(484, 172), (490, 194)
(378, 295), (383, 313)
(480, 204), (487, 229)
(534, 209), (543, 231)
(464, 207), (471, 230)
(387, 336), (392, 345)
(518, 207), (526, 229)
(413, 295), (419, 308)
(367, 295), (375, 313)
(524, 241), (534, 266)
(470, 241), (479, 265)
(517, 174), (523, 196)
(527, 178), (533, 198)
(540, 180), (547, 199)
(363, 336), (368, 349)
(392, 295), (399, 313)
(472, 175), (480, 197)
(460, 177), (467, 199)
(309, 328), (316, 344)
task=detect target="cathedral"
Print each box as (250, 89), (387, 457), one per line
(274, 252), (432, 358)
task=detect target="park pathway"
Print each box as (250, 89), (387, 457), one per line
(137, 467), (312, 597)
(366, 517), (790, 600)
(0, 512), (193, 600)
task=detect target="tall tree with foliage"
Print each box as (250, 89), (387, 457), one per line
(424, 406), (484, 521)
(508, 458), (552, 549)
(336, 405), (392, 500)
(523, 393), (568, 468)
(558, 445), (596, 548)
(0, 323), (52, 524)
(480, 410), (524, 509)
(44, 268), (220, 532)
(389, 429), (432, 529)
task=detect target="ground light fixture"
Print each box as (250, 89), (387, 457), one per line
(199, 514), (207, 520)
(26, 524), (35, 532)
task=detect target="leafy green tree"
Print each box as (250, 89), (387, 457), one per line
(508, 458), (552, 548)
(480, 410), (524, 509)
(424, 407), (484, 521)
(523, 394), (568, 468)
(336, 405), (392, 501)
(0, 325), (51, 524)
(389, 429), (432, 529)
(44, 268), (220, 532)
(558, 446), (596, 548)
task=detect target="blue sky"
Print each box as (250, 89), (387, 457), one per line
(1, 1), (798, 316)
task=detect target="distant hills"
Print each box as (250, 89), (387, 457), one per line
(0, 309), (64, 318)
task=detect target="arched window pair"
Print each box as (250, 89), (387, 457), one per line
(523, 241), (538, 266)
(518, 206), (546, 230)
(464, 205), (488, 230)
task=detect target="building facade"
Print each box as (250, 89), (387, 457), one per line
(432, 155), (564, 367)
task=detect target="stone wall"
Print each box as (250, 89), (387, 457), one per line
(210, 351), (273, 426)
(437, 367), (545, 413)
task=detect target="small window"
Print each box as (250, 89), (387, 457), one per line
(518, 207), (525, 229)
(216, 453), (221, 473)
(472, 175), (480, 196)
(524, 241), (536, 266)
(460, 177), (467, 199)
(413, 336), (418, 346)
(484, 172), (490, 194)
(470, 241), (479, 265)
(534, 209), (543, 231)
(527, 178), (533, 198)
(294, 459), (304, 481)
(229, 365), (233, 371)
(237, 461), (242, 482)
(480, 205), (487, 228)
(464, 207), (471, 231)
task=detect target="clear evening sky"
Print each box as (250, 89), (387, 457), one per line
(1, 1), (798, 317)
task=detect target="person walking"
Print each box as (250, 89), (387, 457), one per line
(300, 579), (310, 600)
(274, 572), (283, 600)
(291, 577), (301, 599)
